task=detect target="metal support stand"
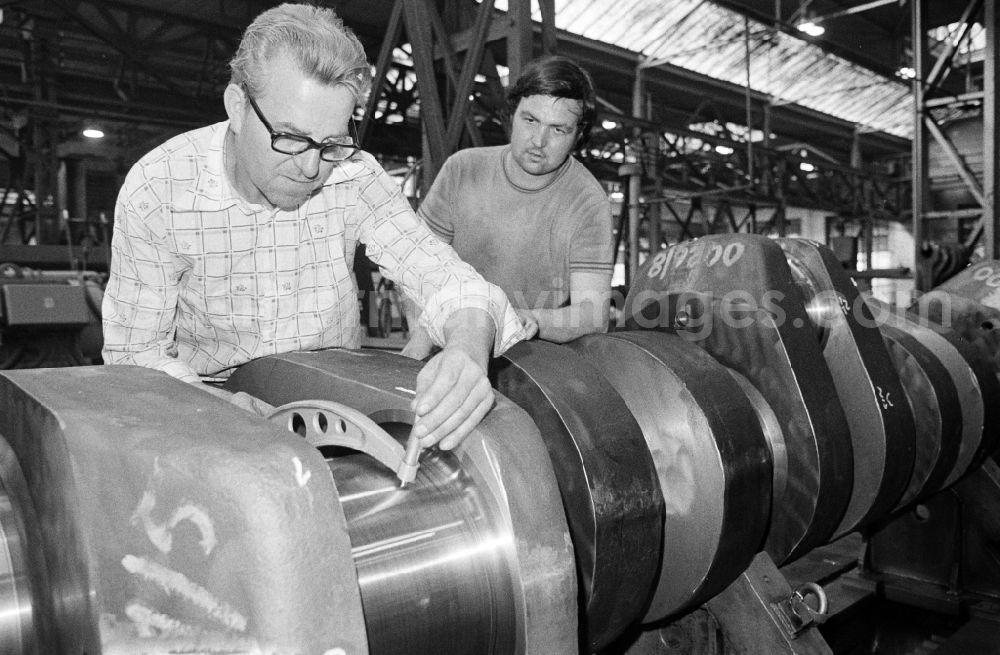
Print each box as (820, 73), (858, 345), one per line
(983, 0), (1000, 259)
(704, 552), (833, 655)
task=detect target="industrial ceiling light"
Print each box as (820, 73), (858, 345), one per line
(797, 20), (825, 37)
(896, 66), (916, 80)
(794, 0), (898, 38)
(82, 126), (105, 139)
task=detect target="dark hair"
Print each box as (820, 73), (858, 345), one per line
(505, 55), (597, 147)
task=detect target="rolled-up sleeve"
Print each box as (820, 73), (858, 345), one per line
(352, 159), (526, 355)
(101, 188), (200, 382)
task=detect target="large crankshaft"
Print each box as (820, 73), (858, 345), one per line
(0, 234), (996, 654)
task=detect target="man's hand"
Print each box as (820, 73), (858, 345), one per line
(198, 383), (275, 416)
(410, 308), (497, 450)
(514, 308), (539, 340)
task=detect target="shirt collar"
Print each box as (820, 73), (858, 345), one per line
(173, 121), (243, 213)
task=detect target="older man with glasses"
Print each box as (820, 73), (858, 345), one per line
(102, 3), (527, 450)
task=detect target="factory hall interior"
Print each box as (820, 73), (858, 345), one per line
(6, 0), (1000, 653)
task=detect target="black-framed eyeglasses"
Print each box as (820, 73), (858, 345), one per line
(242, 84), (361, 162)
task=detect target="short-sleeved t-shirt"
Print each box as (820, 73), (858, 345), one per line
(418, 145), (613, 310)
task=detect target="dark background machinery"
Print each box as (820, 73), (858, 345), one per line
(0, 0), (994, 294)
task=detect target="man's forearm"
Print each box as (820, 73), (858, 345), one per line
(441, 308), (497, 369)
(102, 345), (202, 383)
(529, 301), (610, 343)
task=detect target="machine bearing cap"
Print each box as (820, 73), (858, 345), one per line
(0, 365), (366, 654)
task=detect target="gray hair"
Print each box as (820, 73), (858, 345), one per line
(229, 3), (372, 104)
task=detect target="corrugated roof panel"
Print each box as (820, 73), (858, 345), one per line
(500, 0), (914, 138)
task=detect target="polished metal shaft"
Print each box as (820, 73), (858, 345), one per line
(0, 475), (33, 655)
(328, 426), (517, 655)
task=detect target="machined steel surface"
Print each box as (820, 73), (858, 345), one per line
(264, 399), (520, 655)
(493, 340), (663, 650)
(226, 349), (579, 655)
(909, 293), (1000, 480)
(331, 432), (517, 655)
(268, 400), (516, 654)
(0, 438), (37, 654)
(865, 293), (969, 499)
(0, 365), (366, 654)
(894, 308), (990, 489)
(912, 260), (1000, 466)
(569, 330), (772, 622)
(779, 238), (915, 537)
(725, 368), (789, 511)
(914, 290), (1000, 375)
(880, 324), (962, 505)
(623, 235), (853, 564)
(263, 399), (507, 654)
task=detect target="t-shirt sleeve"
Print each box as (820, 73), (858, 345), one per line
(569, 188), (615, 276)
(415, 156), (457, 243)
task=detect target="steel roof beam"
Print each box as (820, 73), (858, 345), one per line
(707, 0), (912, 84)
